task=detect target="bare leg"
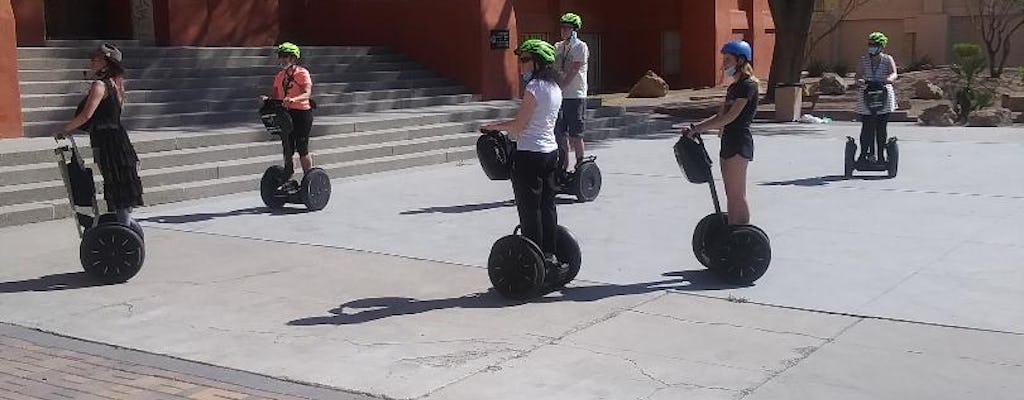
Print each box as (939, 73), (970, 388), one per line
(299, 154), (313, 173)
(720, 155), (750, 225)
(570, 136), (585, 165)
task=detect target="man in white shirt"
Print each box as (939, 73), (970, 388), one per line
(554, 12), (589, 172)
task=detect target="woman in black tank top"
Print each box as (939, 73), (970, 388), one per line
(57, 44), (143, 221)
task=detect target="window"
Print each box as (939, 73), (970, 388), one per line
(662, 31), (681, 75)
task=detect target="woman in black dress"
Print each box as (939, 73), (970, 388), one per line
(56, 43), (143, 221)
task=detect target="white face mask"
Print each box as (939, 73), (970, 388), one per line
(724, 66), (736, 77)
(868, 46), (881, 55)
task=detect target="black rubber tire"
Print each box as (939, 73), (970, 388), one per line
(96, 213), (144, 241)
(574, 162), (602, 202)
(488, 235), (546, 300)
(551, 225), (582, 288)
(844, 138), (857, 179)
(886, 139), (899, 178)
(708, 225), (772, 285)
(692, 213), (728, 268)
(80, 224), (145, 284)
(260, 166), (288, 209)
(300, 168), (332, 211)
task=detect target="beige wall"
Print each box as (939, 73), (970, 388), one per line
(807, 0), (1024, 71)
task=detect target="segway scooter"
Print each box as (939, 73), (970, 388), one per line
(54, 135), (145, 284)
(257, 98), (332, 211)
(476, 129), (583, 300)
(674, 135), (771, 285)
(845, 81), (899, 179)
(475, 129), (601, 202)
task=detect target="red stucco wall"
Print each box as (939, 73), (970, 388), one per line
(154, 0), (279, 46)
(280, 0), (519, 100)
(1, 0), (24, 138)
(11, 0), (42, 46)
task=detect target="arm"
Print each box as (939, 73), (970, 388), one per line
(481, 91), (537, 139)
(691, 98), (748, 135)
(285, 69), (313, 103)
(58, 81), (106, 137)
(855, 56), (865, 84)
(887, 56), (898, 84)
(560, 61), (583, 88)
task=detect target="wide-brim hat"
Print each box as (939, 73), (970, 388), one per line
(93, 43), (123, 65)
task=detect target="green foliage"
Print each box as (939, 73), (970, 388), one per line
(1018, 66), (1024, 82)
(806, 59), (827, 78)
(950, 43), (994, 123)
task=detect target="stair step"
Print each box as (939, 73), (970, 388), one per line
(17, 53), (407, 70)
(19, 79), (456, 108)
(18, 70), (438, 95)
(21, 94), (484, 136)
(17, 46), (393, 59)
(18, 61), (420, 82)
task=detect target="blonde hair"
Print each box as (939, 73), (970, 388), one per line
(738, 62), (759, 83)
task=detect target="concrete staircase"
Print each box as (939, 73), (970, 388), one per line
(1, 43), (667, 228)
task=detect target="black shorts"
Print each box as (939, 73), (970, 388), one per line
(555, 98), (586, 138)
(720, 130), (754, 161)
(285, 108), (313, 156)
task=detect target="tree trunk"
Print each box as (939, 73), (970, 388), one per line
(766, 0), (816, 102)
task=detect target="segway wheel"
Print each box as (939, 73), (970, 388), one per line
(80, 224), (145, 284)
(551, 225), (583, 288)
(709, 225), (771, 285)
(844, 137), (857, 179)
(260, 166), (288, 209)
(97, 213), (144, 241)
(886, 139), (899, 178)
(692, 213), (728, 268)
(574, 162), (602, 202)
(300, 168), (332, 211)
(488, 235), (546, 300)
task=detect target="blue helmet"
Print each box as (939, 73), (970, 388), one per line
(721, 40), (753, 63)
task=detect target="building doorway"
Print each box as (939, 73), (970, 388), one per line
(44, 0), (132, 40)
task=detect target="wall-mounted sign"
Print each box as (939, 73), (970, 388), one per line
(490, 30), (510, 49)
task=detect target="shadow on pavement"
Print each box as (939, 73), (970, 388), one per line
(400, 197), (577, 215)
(759, 174), (889, 187)
(0, 272), (115, 293)
(138, 206), (311, 224)
(287, 270), (747, 326)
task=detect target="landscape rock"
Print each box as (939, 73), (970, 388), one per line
(913, 80), (944, 99)
(628, 70), (670, 98)
(967, 107), (1014, 127)
(918, 104), (956, 126)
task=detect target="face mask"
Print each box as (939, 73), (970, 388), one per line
(868, 46), (881, 55)
(724, 66), (736, 77)
(521, 70), (534, 84)
(570, 30), (578, 42)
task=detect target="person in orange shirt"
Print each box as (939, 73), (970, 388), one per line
(262, 42), (314, 183)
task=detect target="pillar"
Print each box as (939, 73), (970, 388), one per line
(130, 0), (155, 45)
(1, 0), (24, 138)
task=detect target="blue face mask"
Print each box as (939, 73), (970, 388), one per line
(725, 66), (736, 77)
(868, 46), (881, 55)
(521, 70), (534, 84)
(570, 30), (578, 42)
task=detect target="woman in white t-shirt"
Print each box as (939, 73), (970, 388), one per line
(481, 39), (565, 267)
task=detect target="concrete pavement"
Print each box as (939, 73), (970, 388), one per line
(0, 122), (1022, 399)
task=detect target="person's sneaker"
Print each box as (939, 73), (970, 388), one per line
(544, 253), (569, 276)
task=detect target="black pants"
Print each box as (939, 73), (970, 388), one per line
(511, 150), (559, 254)
(283, 108), (313, 175)
(859, 113), (890, 160)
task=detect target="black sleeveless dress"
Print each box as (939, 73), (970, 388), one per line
(76, 79), (144, 210)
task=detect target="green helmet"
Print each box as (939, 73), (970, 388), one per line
(515, 39), (556, 64)
(868, 31), (889, 47)
(560, 12), (582, 29)
(277, 42), (301, 58)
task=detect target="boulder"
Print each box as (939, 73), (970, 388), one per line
(917, 104), (956, 126)
(815, 73), (847, 95)
(1017, 112), (1024, 123)
(1001, 94), (1024, 112)
(967, 107), (1014, 127)
(912, 80), (944, 99)
(628, 70), (670, 98)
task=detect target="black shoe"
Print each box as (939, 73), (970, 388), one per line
(279, 180), (300, 194)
